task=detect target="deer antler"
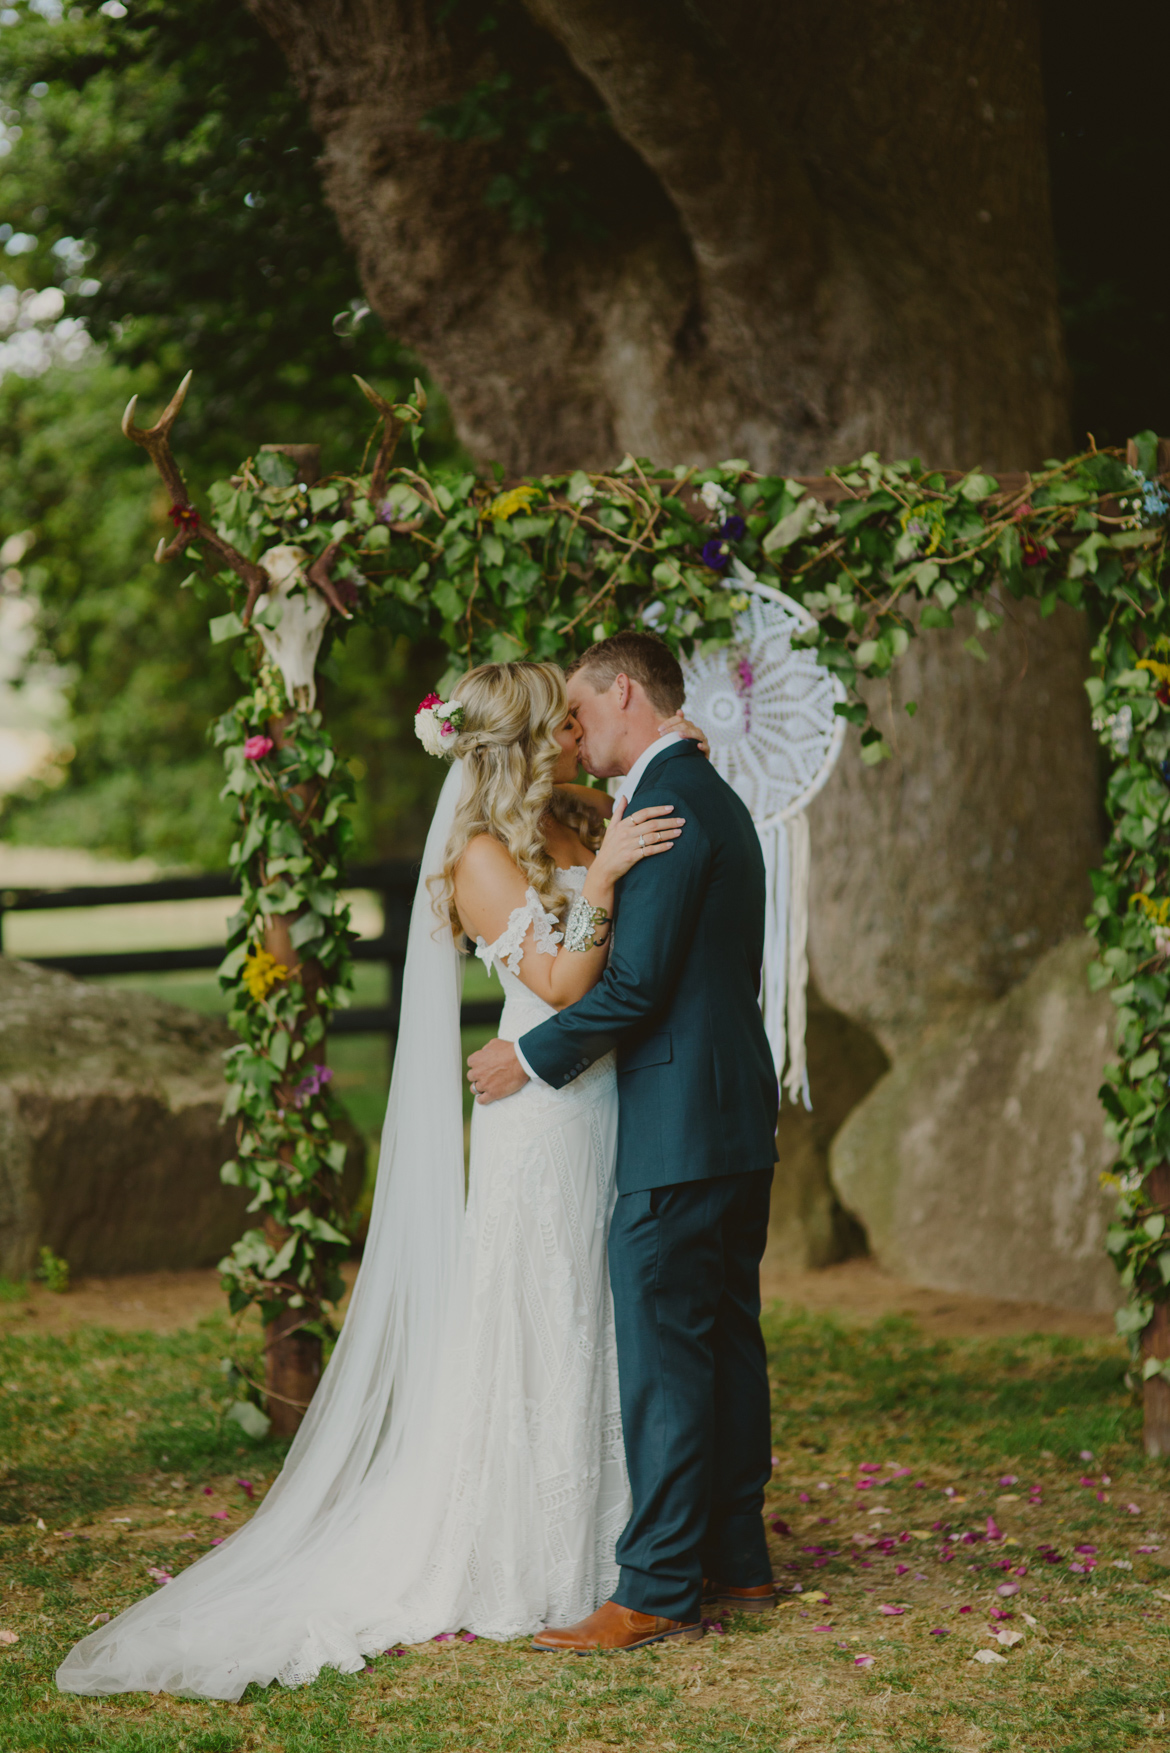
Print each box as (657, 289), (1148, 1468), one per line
(306, 539), (353, 621)
(122, 372), (272, 625)
(353, 375), (427, 506)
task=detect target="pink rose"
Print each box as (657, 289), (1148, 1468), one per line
(244, 735), (275, 761)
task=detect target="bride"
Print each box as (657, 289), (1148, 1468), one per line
(57, 660), (693, 1701)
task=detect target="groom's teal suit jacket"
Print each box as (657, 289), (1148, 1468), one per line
(519, 740), (779, 1192)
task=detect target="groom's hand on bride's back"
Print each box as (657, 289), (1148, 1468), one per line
(468, 1038), (530, 1104)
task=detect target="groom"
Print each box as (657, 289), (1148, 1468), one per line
(468, 630), (780, 1650)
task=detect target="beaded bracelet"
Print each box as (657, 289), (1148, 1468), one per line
(563, 895), (612, 952)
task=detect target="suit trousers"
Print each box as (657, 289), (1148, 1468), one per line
(608, 1166), (775, 1623)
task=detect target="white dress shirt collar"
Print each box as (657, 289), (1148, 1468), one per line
(617, 730), (685, 802)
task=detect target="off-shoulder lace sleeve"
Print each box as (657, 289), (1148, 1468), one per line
(474, 886), (563, 978)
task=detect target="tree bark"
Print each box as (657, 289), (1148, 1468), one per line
(250, 0), (1099, 1056)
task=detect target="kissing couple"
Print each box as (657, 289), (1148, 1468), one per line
(58, 630), (780, 1701)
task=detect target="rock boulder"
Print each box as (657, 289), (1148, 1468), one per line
(0, 957), (364, 1279)
(829, 936), (1123, 1313)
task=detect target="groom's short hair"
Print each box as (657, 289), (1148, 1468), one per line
(569, 631), (685, 716)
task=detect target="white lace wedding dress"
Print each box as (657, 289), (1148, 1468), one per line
(56, 764), (628, 1701)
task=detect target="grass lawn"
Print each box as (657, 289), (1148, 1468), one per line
(2, 1302), (1168, 1751)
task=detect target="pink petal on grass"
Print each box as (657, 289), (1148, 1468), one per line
(997, 1475), (1018, 1487)
(771, 1454), (779, 1466)
(858, 1463), (882, 1474)
(929, 1627), (950, 1637)
(877, 1604), (905, 1616)
(210, 1538), (224, 1546)
(895, 1564), (910, 1576)
(0, 1629), (18, 1646)
(996, 1582), (1020, 1598)
(384, 1647), (406, 1658)
(798, 1492), (811, 1503)
(1078, 1476), (1095, 1489)
(854, 1653), (875, 1668)
(433, 1633), (454, 1643)
(1137, 1545), (1160, 1553)
(986, 1517), (1003, 1541)
(701, 1619), (725, 1635)
(212, 1511), (228, 1520)
(202, 1487), (213, 1496)
(1079, 1449), (1094, 1461)
(1127, 1504), (1142, 1515)
(958, 1606), (974, 1615)
(1074, 1544), (1098, 1556)
(461, 1632), (477, 1643)
(235, 1478), (255, 1501)
(812, 1624), (833, 1632)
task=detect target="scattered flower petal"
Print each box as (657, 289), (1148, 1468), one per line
(894, 1564), (910, 1576)
(986, 1517), (1003, 1541)
(210, 1538), (224, 1546)
(929, 1627), (950, 1637)
(87, 1613), (110, 1627)
(994, 1628), (1024, 1647)
(1074, 1544), (1098, 1556)
(1079, 1450), (1094, 1461)
(461, 1632), (477, 1643)
(433, 1633), (454, 1643)
(997, 1476), (1018, 1487)
(877, 1604), (906, 1616)
(701, 1618), (725, 1634)
(202, 1487), (213, 1496)
(996, 1582), (1020, 1598)
(212, 1511), (228, 1520)
(1113, 1560), (1133, 1570)
(1078, 1476), (1095, 1489)
(235, 1478), (255, 1501)
(798, 1492), (811, 1503)
(959, 1606), (974, 1615)
(973, 1649), (1008, 1665)
(858, 1463), (882, 1473)
(1127, 1504), (1142, 1515)
(1137, 1545), (1160, 1553)
(854, 1654), (875, 1668)
(812, 1624), (833, 1632)
(0, 1629), (18, 1645)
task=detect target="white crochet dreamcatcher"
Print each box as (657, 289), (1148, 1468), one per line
(680, 565), (845, 1105)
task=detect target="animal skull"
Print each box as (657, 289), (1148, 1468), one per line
(253, 545), (331, 710)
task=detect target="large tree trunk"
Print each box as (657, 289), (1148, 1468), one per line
(251, 0), (1099, 1058)
(251, 0), (1069, 476)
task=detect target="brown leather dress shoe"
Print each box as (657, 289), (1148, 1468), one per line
(701, 1581), (777, 1614)
(532, 1599), (704, 1653)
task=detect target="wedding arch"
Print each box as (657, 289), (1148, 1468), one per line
(122, 375), (1170, 1452)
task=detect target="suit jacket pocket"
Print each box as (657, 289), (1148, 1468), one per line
(619, 1028), (673, 1071)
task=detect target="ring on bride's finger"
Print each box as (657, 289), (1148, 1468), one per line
(639, 834), (645, 852)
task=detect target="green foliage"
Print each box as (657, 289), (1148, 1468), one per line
(0, 0), (458, 864)
(35, 1246), (68, 1294)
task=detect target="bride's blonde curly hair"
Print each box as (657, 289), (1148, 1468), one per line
(432, 660), (604, 942)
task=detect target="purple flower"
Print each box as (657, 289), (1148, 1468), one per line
(736, 657), (754, 693)
(295, 1064), (334, 1107)
(719, 514), (746, 542)
(701, 538), (730, 572)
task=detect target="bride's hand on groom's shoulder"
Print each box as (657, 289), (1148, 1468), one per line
(658, 712), (709, 758)
(468, 1038), (529, 1104)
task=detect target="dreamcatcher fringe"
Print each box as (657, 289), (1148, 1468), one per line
(758, 813), (812, 1109)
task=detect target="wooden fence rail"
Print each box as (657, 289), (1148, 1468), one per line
(0, 862), (504, 1034)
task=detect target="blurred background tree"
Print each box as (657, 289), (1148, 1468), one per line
(0, 0), (459, 865)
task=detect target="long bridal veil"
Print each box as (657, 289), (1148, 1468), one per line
(57, 761), (469, 1700)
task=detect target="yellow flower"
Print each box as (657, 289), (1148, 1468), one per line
(1136, 658), (1170, 684)
(242, 946), (289, 1003)
(485, 484), (540, 522)
(1130, 892), (1170, 927)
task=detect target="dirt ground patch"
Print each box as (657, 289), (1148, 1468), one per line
(2, 1253), (1116, 1339)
